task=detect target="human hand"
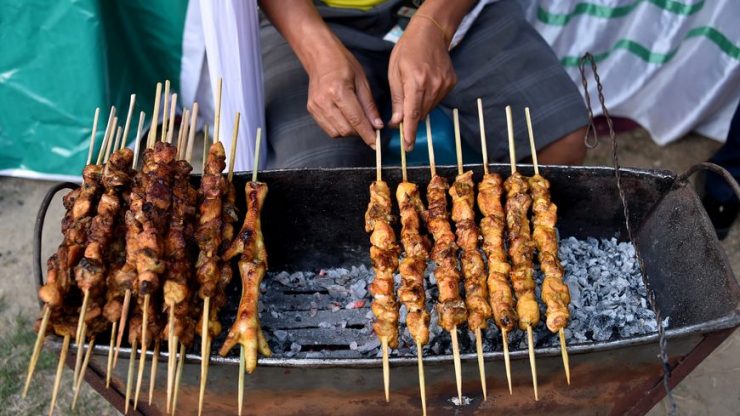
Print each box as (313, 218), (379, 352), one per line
(306, 40), (383, 147)
(388, 14), (457, 150)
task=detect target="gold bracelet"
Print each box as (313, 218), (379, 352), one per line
(413, 12), (451, 45)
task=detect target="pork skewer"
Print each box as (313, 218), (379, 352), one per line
(476, 99), (517, 394)
(220, 124), (272, 416)
(449, 109), (493, 400)
(420, 121), (467, 402)
(504, 105), (539, 400)
(398, 117), (444, 415)
(366, 131), (402, 404)
(524, 107), (571, 384)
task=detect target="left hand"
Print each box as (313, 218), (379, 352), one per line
(388, 15), (457, 150)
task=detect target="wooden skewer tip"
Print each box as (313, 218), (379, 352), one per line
(381, 336), (390, 402)
(475, 328), (487, 401)
(451, 326), (463, 403)
(560, 328), (571, 385)
(48, 335), (71, 416)
(23, 305), (51, 398)
(527, 325), (539, 401)
(417, 341), (427, 416)
(502, 328), (513, 395)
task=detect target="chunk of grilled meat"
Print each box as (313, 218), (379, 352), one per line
(477, 173), (517, 331)
(220, 181), (271, 373)
(163, 160), (199, 339)
(136, 142), (177, 296)
(396, 181), (430, 346)
(195, 142), (226, 303)
(76, 149), (134, 326)
(425, 175), (467, 332)
(449, 171), (492, 331)
(529, 174), (570, 333)
(39, 164), (103, 309)
(364, 181), (401, 347)
(504, 172), (539, 330)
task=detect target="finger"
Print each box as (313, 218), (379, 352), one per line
(402, 82), (425, 150)
(388, 66), (404, 127)
(355, 77), (383, 129)
(324, 102), (355, 138)
(335, 87), (377, 146)
(307, 98), (341, 138)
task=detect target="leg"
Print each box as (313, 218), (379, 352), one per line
(442, 0), (588, 165)
(261, 20), (389, 168)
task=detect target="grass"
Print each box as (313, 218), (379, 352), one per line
(0, 296), (116, 416)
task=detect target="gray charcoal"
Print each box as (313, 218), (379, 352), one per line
(327, 284), (349, 298)
(350, 279), (367, 299)
(290, 342), (301, 353)
(274, 330), (289, 342)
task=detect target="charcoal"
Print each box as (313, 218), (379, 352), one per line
(256, 236), (665, 359)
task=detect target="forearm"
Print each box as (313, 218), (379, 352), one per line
(414, 0), (476, 46)
(258, 0), (342, 72)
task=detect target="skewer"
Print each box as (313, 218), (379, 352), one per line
(238, 345), (245, 416)
(47, 335), (70, 416)
(452, 108), (488, 400)
(148, 339), (160, 405)
(114, 288), (132, 368)
(133, 293), (151, 410)
(186, 103), (199, 163)
(176, 108), (190, 152)
(524, 107), (570, 385)
(505, 105), (539, 400)
(381, 337), (390, 402)
(125, 339), (138, 415)
(86, 108), (101, 165)
(416, 342), (427, 416)
(71, 338), (95, 409)
(122, 94), (137, 150)
(502, 328), (512, 394)
(112, 126), (123, 159)
(252, 127), (262, 182)
(147, 82), (163, 148)
(131, 111), (145, 170)
(213, 77), (223, 143)
(22, 305), (50, 397)
(97, 108), (116, 166)
(228, 112), (240, 183)
(73, 323), (88, 392)
(424, 118), (464, 402)
(198, 297), (210, 416)
(167, 307), (176, 413)
(166, 93), (178, 144)
(161, 80), (170, 143)
(106, 321), (117, 388)
(172, 343), (186, 416)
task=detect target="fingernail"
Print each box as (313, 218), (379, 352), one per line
(374, 118), (383, 128)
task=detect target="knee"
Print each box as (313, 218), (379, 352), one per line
(538, 126), (587, 166)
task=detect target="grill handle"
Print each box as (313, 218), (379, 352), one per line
(675, 162), (740, 200)
(33, 182), (79, 307)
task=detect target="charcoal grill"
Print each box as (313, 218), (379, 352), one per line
(33, 163), (739, 415)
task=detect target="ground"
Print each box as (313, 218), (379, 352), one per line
(0, 131), (737, 415)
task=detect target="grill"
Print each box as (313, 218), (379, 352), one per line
(34, 163), (739, 415)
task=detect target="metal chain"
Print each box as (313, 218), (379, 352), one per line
(578, 53), (677, 415)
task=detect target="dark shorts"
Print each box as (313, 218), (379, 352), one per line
(261, 0), (588, 168)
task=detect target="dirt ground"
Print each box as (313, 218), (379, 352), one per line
(0, 130), (737, 415)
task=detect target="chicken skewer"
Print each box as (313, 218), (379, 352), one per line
(476, 99), (517, 394)
(449, 109), (493, 400)
(524, 107), (571, 384)
(23, 107), (101, 398)
(421, 121), (467, 402)
(220, 125), (271, 416)
(365, 131), (402, 403)
(398, 118), (439, 415)
(47, 108), (115, 415)
(504, 105), (539, 400)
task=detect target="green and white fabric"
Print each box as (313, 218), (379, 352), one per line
(0, 0), (188, 181)
(522, 0), (740, 144)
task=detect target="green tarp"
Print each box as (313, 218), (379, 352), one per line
(0, 0), (187, 179)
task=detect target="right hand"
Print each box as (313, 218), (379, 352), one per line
(305, 41), (383, 147)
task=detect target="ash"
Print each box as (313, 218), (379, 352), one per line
(257, 237), (666, 359)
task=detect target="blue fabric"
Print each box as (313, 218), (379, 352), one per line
(706, 102), (740, 204)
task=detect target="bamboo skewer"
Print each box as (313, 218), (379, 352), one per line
(416, 342), (427, 416)
(228, 113), (240, 183)
(147, 82), (162, 148)
(213, 78), (223, 143)
(48, 335), (70, 416)
(198, 297), (210, 416)
(148, 340), (160, 405)
(166, 93), (179, 144)
(106, 321), (117, 388)
(502, 328), (512, 394)
(125, 339), (138, 415)
(172, 343), (186, 416)
(238, 345), (245, 416)
(524, 107), (570, 385)
(72, 322), (87, 392)
(381, 337), (390, 402)
(22, 305), (50, 397)
(505, 105), (539, 400)
(87, 108), (101, 164)
(161, 80), (170, 143)
(186, 103), (199, 163)
(131, 112), (146, 170)
(167, 309), (176, 413)
(122, 94), (137, 150)
(134, 291), (151, 410)
(71, 338), (95, 409)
